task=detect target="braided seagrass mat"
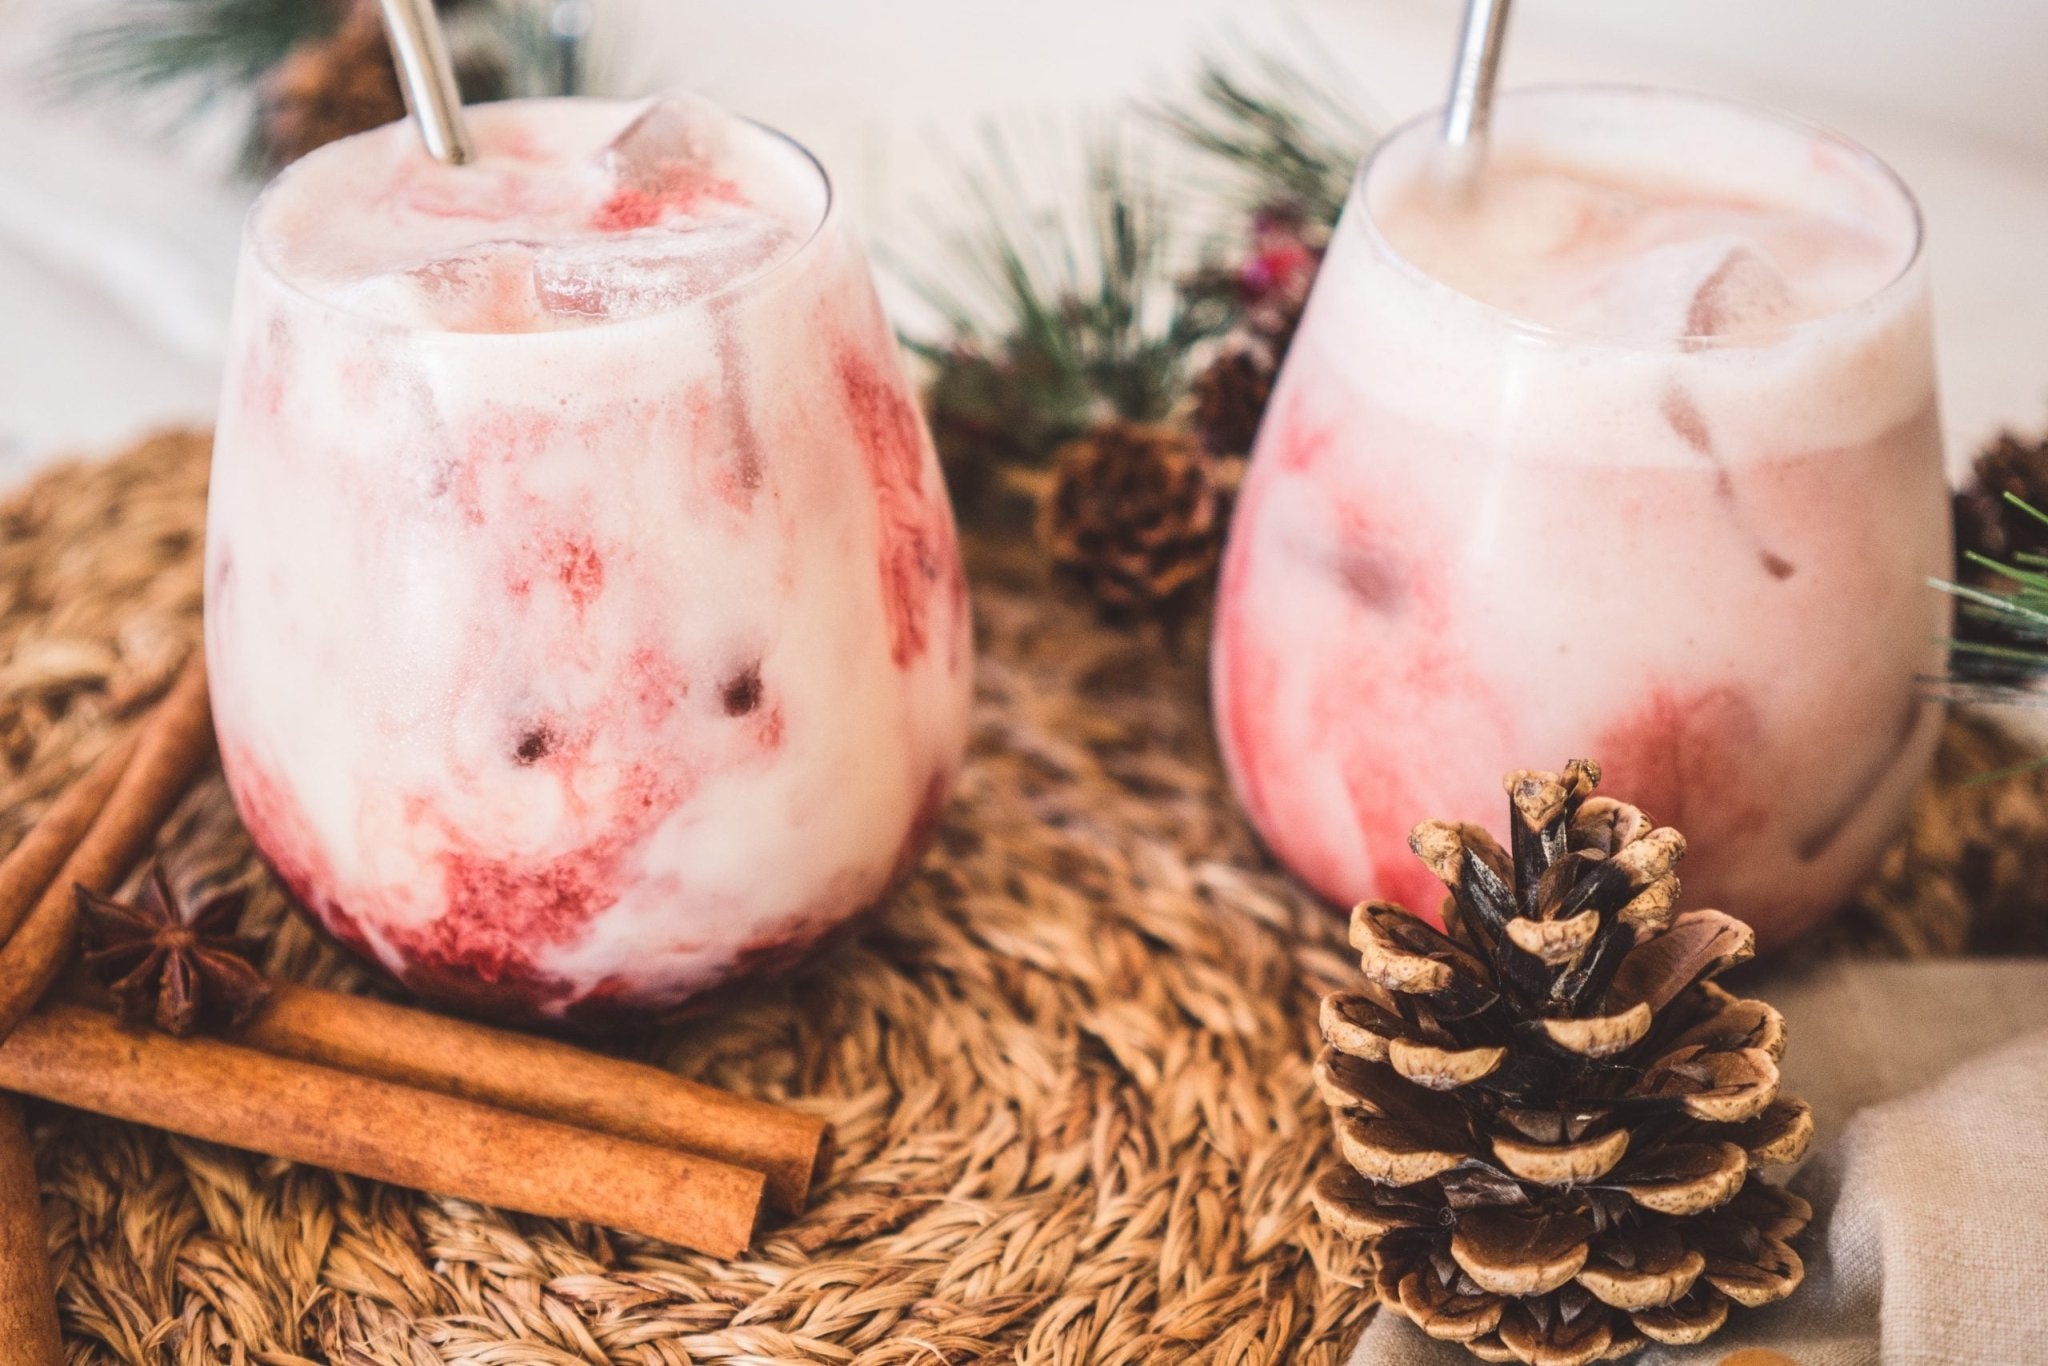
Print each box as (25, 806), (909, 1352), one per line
(0, 430), (2041, 1364)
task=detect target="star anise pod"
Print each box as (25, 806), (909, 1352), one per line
(76, 865), (271, 1036)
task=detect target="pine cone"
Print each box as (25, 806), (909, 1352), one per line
(258, 0), (405, 170)
(1191, 334), (1278, 456)
(1954, 429), (2048, 577)
(1039, 422), (1221, 630)
(1311, 761), (1813, 1365)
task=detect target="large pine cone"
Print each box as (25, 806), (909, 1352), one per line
(1039, 421), (1221, 630)
(258, 0), (405, 169)
(1311, 761), (1813, 1365)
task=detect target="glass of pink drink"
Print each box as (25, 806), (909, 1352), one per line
(206, 96), (972, 1025)
(1213, 88), (1946, 950)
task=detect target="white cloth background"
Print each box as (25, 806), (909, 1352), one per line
(1, 0), (2046, 485)
(1346, 960), (2048, 1366)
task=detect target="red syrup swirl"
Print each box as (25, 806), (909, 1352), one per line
(836, 343), (961, 670)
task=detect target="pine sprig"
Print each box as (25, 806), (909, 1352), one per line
(912, 44), (1374, 529)
(1074, 150), (1239, 422)
(1157, 46), (1374, 227)
(1931, 493), (2048, 705)
(47, 0), (584, 171)
(911, 133), (1235, 500)
(50, 0), (332, 119)
(925, 135), (1233, 426)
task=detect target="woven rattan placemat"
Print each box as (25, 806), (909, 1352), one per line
(0, 430), (2039, 1364)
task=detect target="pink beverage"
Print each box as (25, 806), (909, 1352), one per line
(206, 97), (972, 1024)
(1213, 88), (1945, 949)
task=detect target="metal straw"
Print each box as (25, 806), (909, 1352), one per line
(1441, 0), (1513, 147)
(551, 0), (595, 98)
(376, 0), (475, 165)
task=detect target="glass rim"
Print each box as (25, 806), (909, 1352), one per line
(1348, 83), (1929, 353)
(241, 95), (839, 341)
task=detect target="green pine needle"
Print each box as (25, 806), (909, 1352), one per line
(1947, 637), (2048, 663)
(1934, 577), (2048, 629)
(2006, 491), (2048, 526)
(1964, 754), (2048, 786)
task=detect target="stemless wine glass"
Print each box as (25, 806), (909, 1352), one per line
(1212, 87), (1947, 949)
(205, 97), (973, 1025)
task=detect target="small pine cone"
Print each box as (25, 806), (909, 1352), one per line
(1191, 334), (1278, 456)
(258, 0), (406, 169)
(1311, 761), (1813, 1365)
(1039, 422), (1221, 629)
(1954, 429), (2048, 577)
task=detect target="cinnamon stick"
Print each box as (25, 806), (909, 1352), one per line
(0, 658), (212, 1040)
(0, 1003), (765, 1258)
(24, 653), (828, 1215)
(0, 1096), (61, 1363)
(0, 675), (189, 1362)
(0, 733), (139, 945)
(225, 982), (829, 1214)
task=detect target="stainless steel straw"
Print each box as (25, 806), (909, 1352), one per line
(1441, 0), (1514, 148)
(376, 0), (475, 165)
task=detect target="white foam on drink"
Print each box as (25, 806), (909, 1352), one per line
(335, 240), (546, 331)
(531, 219), (793, 323)
(1375, 154), (1904, 342)
(1304, 88), (1929, 466)
(251, 96), (826, 333)
(1574, 238), (1794, 341)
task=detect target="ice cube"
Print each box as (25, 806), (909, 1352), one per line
(405, 242), (544, 331)
(1571, 238), (1793, 341)
(336, 241), (544, 331)
(531, 220), (792, 322)
(602, 97), (724, 193)
(593, 97), (747, 231)
(1681, 244), (1793, 338)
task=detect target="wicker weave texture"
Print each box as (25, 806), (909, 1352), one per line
(4, 431), (1378, 1363)
(0, 431), (2034, 1362)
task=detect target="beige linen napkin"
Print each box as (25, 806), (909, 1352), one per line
(1345, 959), (2048, 1366)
